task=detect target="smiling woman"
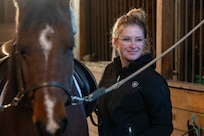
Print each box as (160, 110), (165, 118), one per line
(97, 8), (173, 136)
(114, 25), (146, 67)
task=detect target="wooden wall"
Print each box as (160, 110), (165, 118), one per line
(79, 0), (156, 61)
(0, 0), (15, 23)
(170, 87), (204, 135)
(0, 0), (15, 43)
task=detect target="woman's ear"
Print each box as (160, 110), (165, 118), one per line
(112, 38), (117, 47)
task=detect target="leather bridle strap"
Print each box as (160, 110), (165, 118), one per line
(0, 49), (73, 110)
(0, 81), (73, 111)
(14, 51), (72, 103)
(13, 81), (72, 104)
(15, 51), (25, 94)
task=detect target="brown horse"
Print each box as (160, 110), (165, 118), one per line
(0, 0), (97, 136)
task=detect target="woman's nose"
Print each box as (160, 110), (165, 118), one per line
(129, 40), (137, 48)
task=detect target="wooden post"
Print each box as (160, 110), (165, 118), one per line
(156, 0), (162, 74)
(156, 0), (174, 79)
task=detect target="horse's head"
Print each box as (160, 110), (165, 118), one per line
(11, 0), (76, 135)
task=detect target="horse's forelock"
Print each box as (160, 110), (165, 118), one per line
(16, 0), (71, 32)
(13, 0), (77, 35)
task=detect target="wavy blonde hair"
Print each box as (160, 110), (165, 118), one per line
(111, 8), (152, 58)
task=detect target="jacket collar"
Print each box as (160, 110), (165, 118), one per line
(113, 53), (154, 76)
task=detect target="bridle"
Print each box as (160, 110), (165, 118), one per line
(0, 44), (73, 110)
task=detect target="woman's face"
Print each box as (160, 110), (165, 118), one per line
(114, 25), (145, 67)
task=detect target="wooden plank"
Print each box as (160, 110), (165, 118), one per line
(88, 113), (98, 136)
(172, 108), (204, 133)
(156, 0), (162, 74)
(168, 80), (204, 92)
(79, 0), (90, 59)
(171, 129), (186, 136)
(170, 87), (204, 113)
(156, 0), (174, 78)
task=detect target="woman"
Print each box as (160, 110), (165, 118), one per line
(97, 8), (173, 136)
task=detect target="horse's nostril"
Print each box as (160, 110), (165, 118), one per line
(58, 118), (68, 134)
(35, 120), (48, 136)
(35, 118), (68, 136)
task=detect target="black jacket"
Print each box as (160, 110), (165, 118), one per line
(98, 54), (173, 136)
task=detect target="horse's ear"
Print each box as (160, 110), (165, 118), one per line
(13, 0), (26, 31)
(13, 0), (32, 10)
(13, 0), (24, 9)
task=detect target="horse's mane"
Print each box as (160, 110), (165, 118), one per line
(19, 0), (71, 33)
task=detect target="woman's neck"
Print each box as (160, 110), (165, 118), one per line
(120, 57), (131, 68)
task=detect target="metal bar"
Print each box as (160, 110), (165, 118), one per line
(177, 0), (181, 81)
(184, 0), (188, 81)
(199, 0), (203, 83)
(173, 0), (179, 81)
(192, 0), (195, 83)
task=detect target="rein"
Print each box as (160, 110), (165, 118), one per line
(72, 18), (204, 104)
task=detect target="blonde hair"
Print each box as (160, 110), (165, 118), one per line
(111, 8), (152, 57)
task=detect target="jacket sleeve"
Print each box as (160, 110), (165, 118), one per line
(97, 96), (111, 136)
(97, 64), (114, 136)
(140, 79), (173, 136)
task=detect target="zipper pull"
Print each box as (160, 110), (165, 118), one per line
(127, 124), (135, 136)
(116, 75), (120, 82)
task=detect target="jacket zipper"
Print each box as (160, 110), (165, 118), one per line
(127, 124), (135, 136)
(128, 126), (133, 136)
(116, 75), (120, 82)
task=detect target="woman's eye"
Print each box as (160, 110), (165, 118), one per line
(135, 38), (143, 42)
(123, 38), (131, 41)
(19, 49), (28, 58)
(20, 50), (26, 55)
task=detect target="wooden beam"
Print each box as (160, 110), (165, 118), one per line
(156, 0), (162, 74)
(156, 0), (174, 79)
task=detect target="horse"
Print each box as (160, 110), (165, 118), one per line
(0, 0), (97, 136)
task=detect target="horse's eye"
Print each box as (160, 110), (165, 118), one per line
(20, 49), (28, 57)
(66, 47), (73, 55)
